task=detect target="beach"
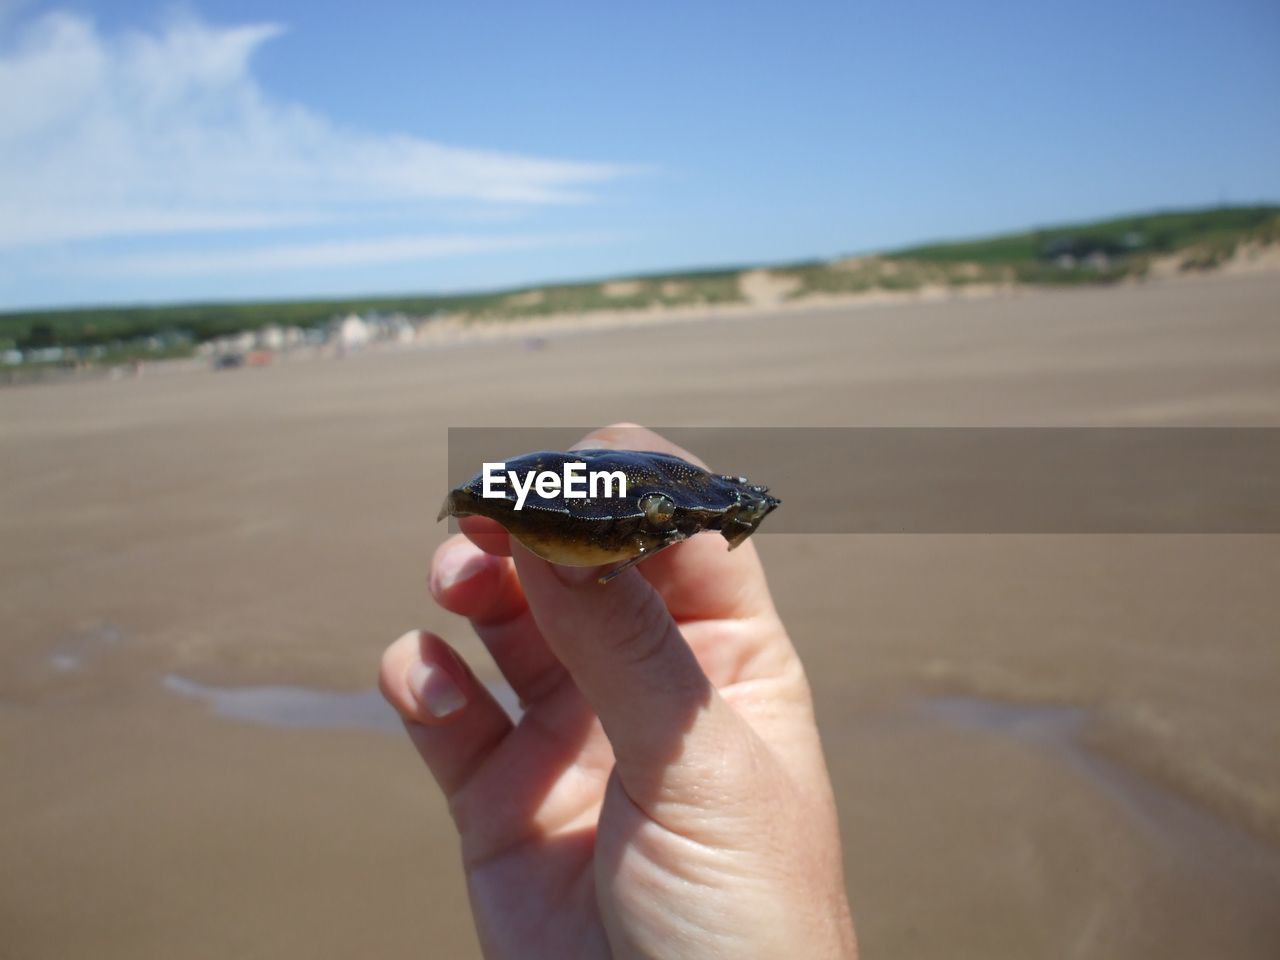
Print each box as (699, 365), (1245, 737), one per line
(2, 272), (1278, 958)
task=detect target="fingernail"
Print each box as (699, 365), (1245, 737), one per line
(435, 546), (489, 591)
(569, 421), (645, 450)
(571, 437), (617, 450)
(409, 661), (467, 718)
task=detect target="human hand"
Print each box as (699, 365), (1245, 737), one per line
(380, 425), (856, 959)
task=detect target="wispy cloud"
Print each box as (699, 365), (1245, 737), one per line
(0, 10), (630, 248)
(87, 232), (612, 276)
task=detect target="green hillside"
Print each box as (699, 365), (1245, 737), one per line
(775, 204), (1280, 298)
(890, 205), (1280, 264)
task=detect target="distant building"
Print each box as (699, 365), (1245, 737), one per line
(256, 325), (285, 351)
(335, 314), (371, 349)
(390, 317), (416, 344)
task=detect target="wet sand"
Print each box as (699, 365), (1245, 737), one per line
(2, 273), (1279, 957)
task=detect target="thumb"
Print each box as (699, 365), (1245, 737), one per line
(510, 544), (754, 803)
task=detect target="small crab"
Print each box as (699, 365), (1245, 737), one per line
(438, 449), (781, 583)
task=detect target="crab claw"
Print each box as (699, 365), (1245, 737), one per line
(436, 494), (455, 522)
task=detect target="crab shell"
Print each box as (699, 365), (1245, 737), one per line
(438, 449), (781, 568)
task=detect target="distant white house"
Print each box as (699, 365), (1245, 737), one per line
(391, 318), (416, 344)
(335, 314), (371, 349)
(256, 325), (285, 350)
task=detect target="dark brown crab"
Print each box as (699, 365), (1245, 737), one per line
(438, 449), (781, 583)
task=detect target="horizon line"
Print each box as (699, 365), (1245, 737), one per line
(5, 199), (1277, 317)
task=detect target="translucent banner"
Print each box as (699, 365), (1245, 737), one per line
(445, 427), (1280, 533)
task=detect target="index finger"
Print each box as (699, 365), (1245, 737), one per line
(571, 423), (778, 623)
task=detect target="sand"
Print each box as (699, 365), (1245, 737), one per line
(2, 273), (1279, 958)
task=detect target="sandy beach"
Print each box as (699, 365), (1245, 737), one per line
(2, 273), (1279, 958)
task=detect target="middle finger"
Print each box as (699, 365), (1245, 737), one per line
(431, 534), (569, 705)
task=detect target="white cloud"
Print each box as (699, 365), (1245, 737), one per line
(0, 10), (630, 248)
(86, 232), (610, 276)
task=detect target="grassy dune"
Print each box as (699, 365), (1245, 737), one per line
(782, 205), (1280, 297)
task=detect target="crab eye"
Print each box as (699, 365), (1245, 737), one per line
(639, 492), (676, 526)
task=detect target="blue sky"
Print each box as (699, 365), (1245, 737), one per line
(1, 0), (1277, 309)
